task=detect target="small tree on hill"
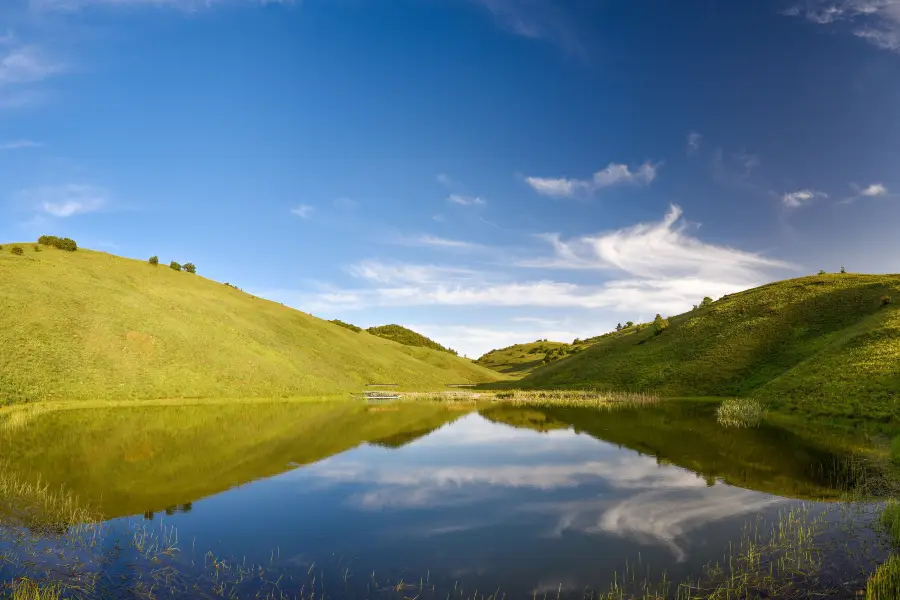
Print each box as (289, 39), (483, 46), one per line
(840, 266), (846, 274)
(653, 314), (669, 336)
(183, 262), (196, 274)
(149, 256), (159, 266)
(701, 296), (713, 308)
(170, 261), (182, 271)
(818, 270), (826, 275)
(616, 323), (623, 331)
(11, 246), (24, 256)
(626, 321), (634, 327)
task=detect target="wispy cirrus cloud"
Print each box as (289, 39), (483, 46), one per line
(396, 234), (483, 250)
(525, 162), (658, 198)
(781, 189), (827, 208)
(17, 184), (107, 217)
(783, 1), (900, 52)
(447, 194), (485, 206)
(264, 206), (791, 332)
(1, 139), (42, 150)
(290, 204), (314, 218)
(686, 131), (702, 154)
(473, 0), (586, 57)
(840, 182), (890, 204)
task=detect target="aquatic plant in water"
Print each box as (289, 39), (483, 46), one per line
(867, 553), (900, 600)
(716, 398), (767, 428)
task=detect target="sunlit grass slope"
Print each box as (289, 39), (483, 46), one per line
(0, 245), (505, 403)
(0, 400), (468, 518)
(475, 341), (572, 376)
(521, 274), (900, 420)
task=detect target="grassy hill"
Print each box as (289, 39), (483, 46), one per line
(0, 244), (504, 404)
(366, 324), (458, 355)
(476, 341), (582, 376)
(520, 274), (900, 420)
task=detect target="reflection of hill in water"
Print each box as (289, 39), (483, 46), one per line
(478, 402), (883, 501)
(0, 401), (466, 520)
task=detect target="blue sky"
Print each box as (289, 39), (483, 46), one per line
(2, 0), (900, 357)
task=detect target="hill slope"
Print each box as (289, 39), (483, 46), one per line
(476, 341), (579, 376)
(0, 245), (505, 404)
(521, 274), (900, 419)
(366, 324), (458, 355)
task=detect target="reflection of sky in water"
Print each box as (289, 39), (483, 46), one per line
(157, 413), (794, 595)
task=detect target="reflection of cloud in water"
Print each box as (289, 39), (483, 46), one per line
(531, 487), (783, 561)
(290, 415), (786, 559)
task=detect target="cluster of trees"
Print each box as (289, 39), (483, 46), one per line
(614, 321), (635, 331)
(653, 314), (670, 335)
(38, 235), (78, 252)
(329, 319), (363, 333)
(148, 256), (196, 274)
(366, 324), (458, 355)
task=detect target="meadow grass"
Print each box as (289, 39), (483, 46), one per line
(475, 341), (578, 377)
(518, 273), (900, 421)
(0, 465), (99, 534)
(881, 501), (900, 546)
(716, 398), (767, 428)
(0, 246), (504, 404)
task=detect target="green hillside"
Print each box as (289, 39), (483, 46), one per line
(0, 244), (505, 404)
(366, 324), (458, 355)
(476, 340), (584, 376)
(521, 274), (900, 420)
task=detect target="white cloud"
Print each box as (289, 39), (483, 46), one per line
(0, 46), (62, 86)
(290, 204), (314, 218)
(861, 182), (888, 196)
(686, 131), (702, 153)
(785, 1), (900, 52)
(473, 0), (585, 57)
(432, 214), (445, 222)
(1, 139), (41, 150)
(18, 184), (106, 217)
(401, 234), (482, 250)
(436, 173), (452, 186)
(447, 194), (485, 206)
(525, 162), (658, 198)
(781, 189), (827, 208)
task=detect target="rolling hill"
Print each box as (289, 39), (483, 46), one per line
(476, 340), (581, 376)
(520, 273), (900, 420)
(366, 324), (458, 355)
(0, 243), (505, 404)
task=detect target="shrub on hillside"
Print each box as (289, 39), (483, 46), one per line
(37, 235), (77, 252)
(882, 295), (893, 307)
(700, 296), (713, 308)
(818, 270), (826, 275)
(149, 256), (158, 266)
(653, 314), (669, 335)
(626, 321), (634, 327)
(183, 263), (196, 274)
(330, 319), (362, 333)
(169, 261), (182, 271)
(11, 246), (24, 256)
(33, 245), (40, 252)
(841, 266), (846, 274)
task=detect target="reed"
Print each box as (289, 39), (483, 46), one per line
(9, 579), (61, 600)
(867, 554), (900, 600)
(0, 465), (99, 534)
(716, 398), (767, 428)
(492, 389), (659, 409)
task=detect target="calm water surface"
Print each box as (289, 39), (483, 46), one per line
(0, 400), (886, 597)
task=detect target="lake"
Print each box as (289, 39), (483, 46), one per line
(0, 399), (893, 598)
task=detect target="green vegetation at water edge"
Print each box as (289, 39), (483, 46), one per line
(867, 553), (900, 600)
(365, 324), (458, 355)
(520, 274), (900, 421)
(0, 244), (505, 403)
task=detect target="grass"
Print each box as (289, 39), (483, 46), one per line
(519, 273), (900, 421)
(0, 464), (99, 534)
(716, 398), (767, 428)
(0, 245), (505, 404)
(881, 501), (900, 546)
(868, 554), (900, 600)
(491, 389), (659, 408)
(9, 579), (61, 600)
(366, 324), (459, 355)
(475, 341), (582, 376)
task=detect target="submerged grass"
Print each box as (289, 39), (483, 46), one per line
(0, 464), (99, 534)
(716, 398), (767, 428)
(8, 579), (62, 600)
